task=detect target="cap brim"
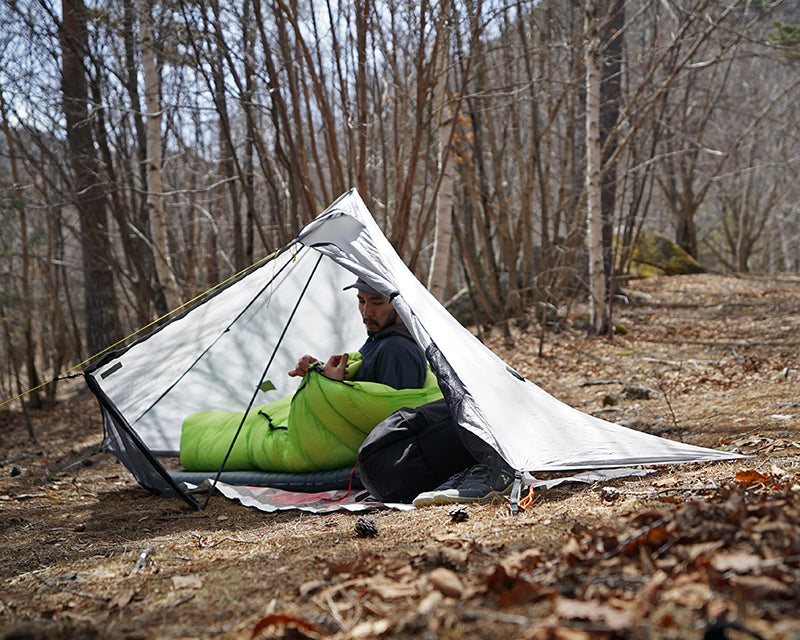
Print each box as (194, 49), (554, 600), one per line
(343, 281), (382, 296)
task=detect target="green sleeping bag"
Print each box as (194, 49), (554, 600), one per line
(179, 353), (442, 473)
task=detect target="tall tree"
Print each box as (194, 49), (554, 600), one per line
(599, 0), (623, 317)
(123, 0), (162, 324)
(60, 0), (117, 356)
(427, 0), (455, 302)
(583, 0), (606, 334)
(0, 85), (43, 407)
(138, 0), (181, 310)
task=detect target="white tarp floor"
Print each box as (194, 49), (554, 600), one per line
(180, 467), (655, 514)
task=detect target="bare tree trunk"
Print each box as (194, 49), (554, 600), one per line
(204, 0), (246, 270)
(275, 0), (346, 203)
(122, 0), (160, 323)
(599, 0), (623, 315)
(242, 0), (256, 263)
(138, 0), (181, 310)
(0, 295), (35, 439)
(251, 0), (314, 232)
(428, 158), (456, 302)
(777, 207), (797, 272)
(211, 59), (245, 271)
(60, 0), (117, 356)
(390, 4), (437, 257)
(518, 1), (550, 310)
(584, 0), (607, 335)
(354, 0), (370, 198)
(0, 85), (43, 408)
(39, 188), (70, 403)
(456, 2), (506, 327)
(427, 0), (454, 302)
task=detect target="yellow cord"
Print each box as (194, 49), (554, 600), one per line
(0, 248), (283, 410)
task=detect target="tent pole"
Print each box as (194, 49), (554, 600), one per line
(202, 253), (325, 509)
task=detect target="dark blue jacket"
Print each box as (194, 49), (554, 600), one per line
(352, 323), (427, 389)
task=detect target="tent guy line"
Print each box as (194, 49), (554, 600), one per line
(0, 251), (282, 413)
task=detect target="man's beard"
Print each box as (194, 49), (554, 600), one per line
(365, 310), (398, 336)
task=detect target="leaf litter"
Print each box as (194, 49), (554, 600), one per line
(1, 273), (800, 639)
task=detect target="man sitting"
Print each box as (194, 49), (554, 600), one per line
(180, 276), (437, 473)
(290, 277), (427, 390)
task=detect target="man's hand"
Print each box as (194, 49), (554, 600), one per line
(322, 353), (349, 381)
(289, 354), (320, 377)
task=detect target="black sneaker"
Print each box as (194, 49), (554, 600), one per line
(412, 464), (515, 507)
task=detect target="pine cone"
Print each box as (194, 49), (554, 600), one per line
(354, 516), (379, 538)
(600, 487), (621, 502)
(448, 506), (469, 523)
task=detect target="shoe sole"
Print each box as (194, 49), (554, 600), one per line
(433, 490), (506, 504)
(412, 488), (511, 508)
(412, 492), (437, 508)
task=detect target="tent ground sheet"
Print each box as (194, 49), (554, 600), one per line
(175, 468), (655, 514)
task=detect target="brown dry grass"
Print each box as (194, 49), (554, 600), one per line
(1, 273), (799, 640)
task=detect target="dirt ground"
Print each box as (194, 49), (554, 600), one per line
(1, 273), (799, 640)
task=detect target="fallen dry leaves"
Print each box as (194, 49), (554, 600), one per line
(1, 273), (799, 639)
(259, 473), (799, 639)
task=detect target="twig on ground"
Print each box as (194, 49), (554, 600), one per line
(317, 590), (347, 631)
(720, 554), (800, 578)
(31, 572), (110, 603)
(189, 533), (257, 548)
(137, 513), (211, 522)
(461, 608), (529, 625)
(47, 449), (103, 477)
(645, 485), (720, 499)
(650, 363), (682, 435)
(131, 547), (153, 574)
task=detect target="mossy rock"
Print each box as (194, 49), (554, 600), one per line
(629, 230), (704, 277)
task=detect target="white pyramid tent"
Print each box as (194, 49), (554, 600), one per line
(86, 189), (741, 508)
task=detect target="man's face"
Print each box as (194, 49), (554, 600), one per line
(357, 292), (398, 336)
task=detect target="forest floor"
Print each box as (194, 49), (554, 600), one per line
(1, 273), (800, 640)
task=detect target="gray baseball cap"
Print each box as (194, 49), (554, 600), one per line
(343, 277), (382, 296)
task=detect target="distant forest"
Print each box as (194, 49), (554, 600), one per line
(1, 0), (799, 405)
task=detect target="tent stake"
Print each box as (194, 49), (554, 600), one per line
(509, 472), (522, 516)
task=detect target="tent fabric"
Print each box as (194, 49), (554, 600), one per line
(85, 188), (742, 508)
(179, 360), (442, 472)
(296, 192), (743, 472)
(91, 249), (366, 455)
